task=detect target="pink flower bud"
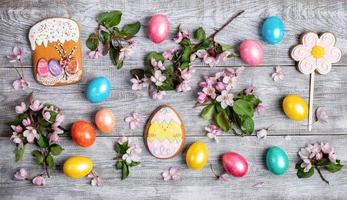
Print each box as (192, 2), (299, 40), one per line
(215, 82), (225, 91)
(22, 118), (31, 126)
(32, 175), (45, 186)
(14, 168), (27, 181)
(11, 125), (23, 133)
(197, 92), (208, 104)
(315, 152), (323, 160)
(48, 133), (60, 144)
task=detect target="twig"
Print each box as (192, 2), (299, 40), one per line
(315, 166), (329, 184)
(208, 10), (245, 40)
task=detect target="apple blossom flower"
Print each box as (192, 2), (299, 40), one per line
(256, 104), (265, 115)
(23, 127), (39, 143)
(202, 85), (216, 99)
(43, 112), (51, 121)
(10, 132), (22, 144)
(29, 100), (43, 112)
(122, 144), (142, 164)
(215, 82), (225, 91)
(118, 46), (133, 61)
(321, 142), (336, 163)
(271, 66), (285, 81)
(216, 51), (231, 62)
(256, 129), (267, 139)
(151, 90), (166, 100)
(11, 125), (23, 133)
(222, 76), (237, 91)
(88, 171), (103, 187)
(300, 158), (312, 172)
(162, 167), (180, 181)
(225, 67), (245, 77)
(162, 49), (174, 60)
(205, 124), (221, 142)
(216, 90), (234, 109)
(117, 136), (128, 145)
(173, 31), (183, 43)
(48, 133), (60, 144)
(316, 107), (328, 123)
(131, 77), (148, 91)
(180, 68), (194, 80)
(150, 70), (166, 86)
(52, 114), (65, 128)
(22, 118), (31, 126)
(32, 175), (45, 186)
(14, 168), (27, 181)
(15, 102), (27, 114)
(88, 50), (102, 59)
(7, 47), (24, 62)
(151, 58), (165, 70)
(176, 80), (192, 92)
(195, 49), (208, 58)
(125, 112), (143, 130)
(244, 84), (256, 96)
(197, 92), (209, 104)
(203, 56), (217, 67)
(13, 79), (30, 90)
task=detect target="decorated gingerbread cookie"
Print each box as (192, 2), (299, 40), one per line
(144, 105), (185, 159)
(29, 18), (83, 86)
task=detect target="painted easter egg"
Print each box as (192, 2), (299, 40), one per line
(186, 141), (208, 170)
(36, 58), (49, 77)
(71, 120), (96, 147)
(86, 77), (111, 103)
(282, 95), (308, 121)
(266, 146), (289, 175)
(222, 152), (248, 177)
(48, 59), (64, 77)
(239, 39), (263, 67)
(147, 14), (170, 44)
(63, 156), (93, 178)
(95, 108), (116, 134)
(261, 16), (285, 44)
(66, 57), (79, 75)
(145, 105), (185, 159)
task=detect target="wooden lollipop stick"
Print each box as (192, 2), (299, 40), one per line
(308, 72), (315, 131)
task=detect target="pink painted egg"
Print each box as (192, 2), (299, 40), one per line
(239, 39), (263, 67)
(147, 14), (170, 44)
(36, 58), (49, 77)
(222, 152), (248, 177)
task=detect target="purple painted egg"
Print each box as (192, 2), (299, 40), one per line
(37, 58), (49, 77)
(48, 59), (63, 77)
(239, 39), (263, 67)
(147, 14), (170, 44)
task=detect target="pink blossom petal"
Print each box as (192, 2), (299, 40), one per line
(252, 181), (264, 188)
(32, 175), (45, 186)
(316, 107), (328, 123)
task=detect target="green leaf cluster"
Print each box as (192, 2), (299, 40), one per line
(86, 10), (141, 69)
(296, 159), (343, 180)
(114, 142), (140, 180)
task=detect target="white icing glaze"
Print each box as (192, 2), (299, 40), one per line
(29, 18), (79, 50)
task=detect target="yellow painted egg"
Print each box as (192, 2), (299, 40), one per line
(63, 156), (93, 179)
(186, 141), (208, 170)
(145, 105), (185, 159)
(282, 95), (308, 121)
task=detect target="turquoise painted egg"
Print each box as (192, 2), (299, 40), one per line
(266, 146), (289, 175)
(261, 16), (285, 44)
(86, 77), (111, 103)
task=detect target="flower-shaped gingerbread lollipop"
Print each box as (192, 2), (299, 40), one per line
(290, 32), (342, 131)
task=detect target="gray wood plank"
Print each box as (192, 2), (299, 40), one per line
(0, 135), (346, 200)
(0, 0), (346, 68)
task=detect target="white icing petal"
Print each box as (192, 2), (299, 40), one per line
(324, 46), (342, 63)
(29, 18), (79, 50)
(298, 56), (316, 74)
(302, 32), (319, 48)
(318, 33), (336, 48)
(316, 58), (332, 75)
(291, 44), (310, 61)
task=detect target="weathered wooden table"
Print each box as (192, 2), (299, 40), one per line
(0, 0), (346, 199)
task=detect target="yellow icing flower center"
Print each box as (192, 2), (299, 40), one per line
(311, 45), (325, 59)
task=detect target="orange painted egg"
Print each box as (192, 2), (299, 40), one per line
(66, 58), (79, 74)
(37, 58), (49, 77)
(71, 120), (96, 147)
(145, 105), (185, 159)
(95, 109), (116, 133)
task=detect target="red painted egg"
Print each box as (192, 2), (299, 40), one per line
(147, 14), (170, 44)
(222, 152), (248, 177)
(37, 58), (49, 77)
(71, 120), (96, 147)
(239, 39), (263, 67)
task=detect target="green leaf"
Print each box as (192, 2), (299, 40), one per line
(116, 161), (124, 169)
(146, 51), (164, 66)
(297, 166), (314, 178)
(86, 33), (99, 51)
(109, 46), (118, 65)
(122, 21), (141, 37)
(164, 65), (174, 75)
(111, 27), (128, 39)
(49, 144), (64, 156)
(117, 60), (124, 69)
(233, 99), (254, 117)
(200, 104), (216, 120)
(316, 158), (330, 167)
(37, 115), (51, 127)
(194, 39), (212, 51)
(100, 31), (111, 43)
(243, 95), (261, 107)
(115, 142), (128, 154)
(194, 27), (206, 42)
(121, 163), (129, 180)
(179, 62), (189, 70)
(128, 161), (140, 167)
(325, 160), (343, 173)
(32, 150), (44, 165)
(46, 154), (54, 169)
(240, 116), (254, 135)
(15, 146), (25, 162)
(36, 133), (49, 148)
(219, 43), (233, 51)
(114, 143), (121, 153)
(8, 113), (29, 126)
(181, 47), (192, 62)
(180, 38), (191, 47)
(158, 78), (175, 91)
(214, 110), (231, 131)
(97, 10), (122, 28)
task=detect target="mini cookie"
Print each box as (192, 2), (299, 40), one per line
(291, 32), (342, 75)
(144, 105), (185, 159)
(29, 17), (83, 86)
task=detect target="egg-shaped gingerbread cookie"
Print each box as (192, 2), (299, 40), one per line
(144, 105), (185, 159)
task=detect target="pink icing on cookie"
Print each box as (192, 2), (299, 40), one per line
(150, 107), (181, 125)
(37, 58), (49, 77)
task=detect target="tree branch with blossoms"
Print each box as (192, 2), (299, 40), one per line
(130, 11), (244, 100)
(8, 93), (65, 180)
(86, 10), (140, 69)
(7, 47), (30, 90)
